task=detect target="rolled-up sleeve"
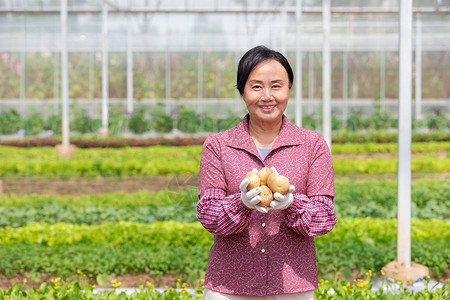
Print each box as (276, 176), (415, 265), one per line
(283, 194), (336, 236)
(197, 135), (252, 235)
(283, 134), (336, 236)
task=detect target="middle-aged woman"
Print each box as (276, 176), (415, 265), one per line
(197, 45), (336, 300)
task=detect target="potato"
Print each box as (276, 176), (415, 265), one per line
(267, 173), (290, 195)
(258, 185), (273, 207)
(257, 167), (273, 186)
(245, 171), (261, 190)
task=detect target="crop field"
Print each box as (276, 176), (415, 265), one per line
(0, 133), (449, 298)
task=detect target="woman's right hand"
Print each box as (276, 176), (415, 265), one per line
(239, 170), (268, 213)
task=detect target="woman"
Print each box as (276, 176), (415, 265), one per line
(197, 45), (336, 300)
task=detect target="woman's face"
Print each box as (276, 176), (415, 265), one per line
(242, 59), (290, 126)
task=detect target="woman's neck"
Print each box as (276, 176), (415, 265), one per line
(248, 118), (282, 147)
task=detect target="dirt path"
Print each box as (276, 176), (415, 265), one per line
(1, 175), (199, 196)
(2, 173), (449, 196)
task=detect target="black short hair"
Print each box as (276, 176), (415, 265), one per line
(236, 45), (294, 95)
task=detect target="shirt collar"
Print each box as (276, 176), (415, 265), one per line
(226, 114), (304, 154)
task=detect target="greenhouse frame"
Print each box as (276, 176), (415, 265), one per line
(0, 0), (449, 132)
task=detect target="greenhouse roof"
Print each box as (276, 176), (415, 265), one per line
(0, 0), (449, 52)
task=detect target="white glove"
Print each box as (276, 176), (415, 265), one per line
(268, 167), (295, 210)
(270, 185), (295, 210)
(239, 169), (268, 213)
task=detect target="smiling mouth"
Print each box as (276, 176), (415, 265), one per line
(259, 105), (276, 109)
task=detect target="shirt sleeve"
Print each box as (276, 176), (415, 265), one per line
(283, 133), (336, 236)
(283, 194), (336, 236)
(197, 135), (252, 235)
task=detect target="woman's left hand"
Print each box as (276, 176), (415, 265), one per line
(269, 185), (295, 210)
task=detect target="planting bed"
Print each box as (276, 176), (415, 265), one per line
(0, 139), (449, 298)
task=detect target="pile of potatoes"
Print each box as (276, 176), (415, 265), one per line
(246, 167), (290, 207)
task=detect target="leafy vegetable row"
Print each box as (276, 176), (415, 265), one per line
(2, 142), (449, 158)
(0, 178), (448, 227)
(0, 147), (448, 177)
(1, 276), (448, 299)
(0, 219), (448, 279)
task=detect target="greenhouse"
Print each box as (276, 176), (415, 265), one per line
(0, 0), (449, 136)
(0, 0), (449, 299)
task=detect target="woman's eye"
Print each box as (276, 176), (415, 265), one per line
(272, 84), (281, 89)
(252, 85), (262, 90)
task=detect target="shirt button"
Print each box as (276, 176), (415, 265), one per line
(261, 249), (266, 253)
(262, 223), (266, 227)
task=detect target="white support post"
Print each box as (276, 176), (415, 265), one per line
(380, 51), (386, 100)
(415, 14), (422, 121)
(89, 51), (94, 101)
(397, 0), (413, 268)
(280, 3), (287, 56)
(295, 0), (303, 127)
(342, 50), (348, 128)
(383, 3), (429, 283)
(20, 51), (25, 115)
(165, 51), (171, 115)
(308, 52), (314, 115)
(56, 0), (74, 158)
(53, 52), (59, 114)
(342, 16), (349, 128)
(380, 50), (386, 111)
(61, 0), (69, 146)
(127, 13), (133, 115)
(322, 0), (332, 149)
(197, 50), (203, 124)
(101, 2), (109, 133)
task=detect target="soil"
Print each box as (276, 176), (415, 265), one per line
(1, 174), (199, 196)
(2, 173), (449, 196)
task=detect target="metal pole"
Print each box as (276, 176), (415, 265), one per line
(165, 51), (171, 115)
(60, 0), (69, 146)
(101, 2), (109, 130)
(380, 50), (386, 107)
(397, 0), (412, 268)
(53, 52), (59, 114)
(322, 0), (332, 149)
(342, 15), (349, 129)
(295, 0), (303, 127)
(280, 3), (287, 55)
(198, 51), (203, 100)
(415, 14), (422, 121)
(89, 51), (95, 117)
(342, 50), (348, 128)
(89, 51), (94, 100)
(308, 51), (314, 115)
(197, 50), (203, 126)
(127, 13), (133, 115)
(20, 51), (25, 115)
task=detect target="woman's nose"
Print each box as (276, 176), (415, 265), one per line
(261, 88), (272, 100)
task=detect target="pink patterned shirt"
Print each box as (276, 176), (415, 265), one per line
(197, 114), (336, 297)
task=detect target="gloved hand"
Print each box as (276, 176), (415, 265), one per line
(269, 167), (295, 210)
(240, 169), (268, 213)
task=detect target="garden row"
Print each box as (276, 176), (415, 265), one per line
(2, 276), (448, 299)
(0, 145), (449, 178)
(0, 178), (448, 227)
(0, 219), (448, 280)
(2, 141), (450, 154)
(1, 131), (450, 148)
